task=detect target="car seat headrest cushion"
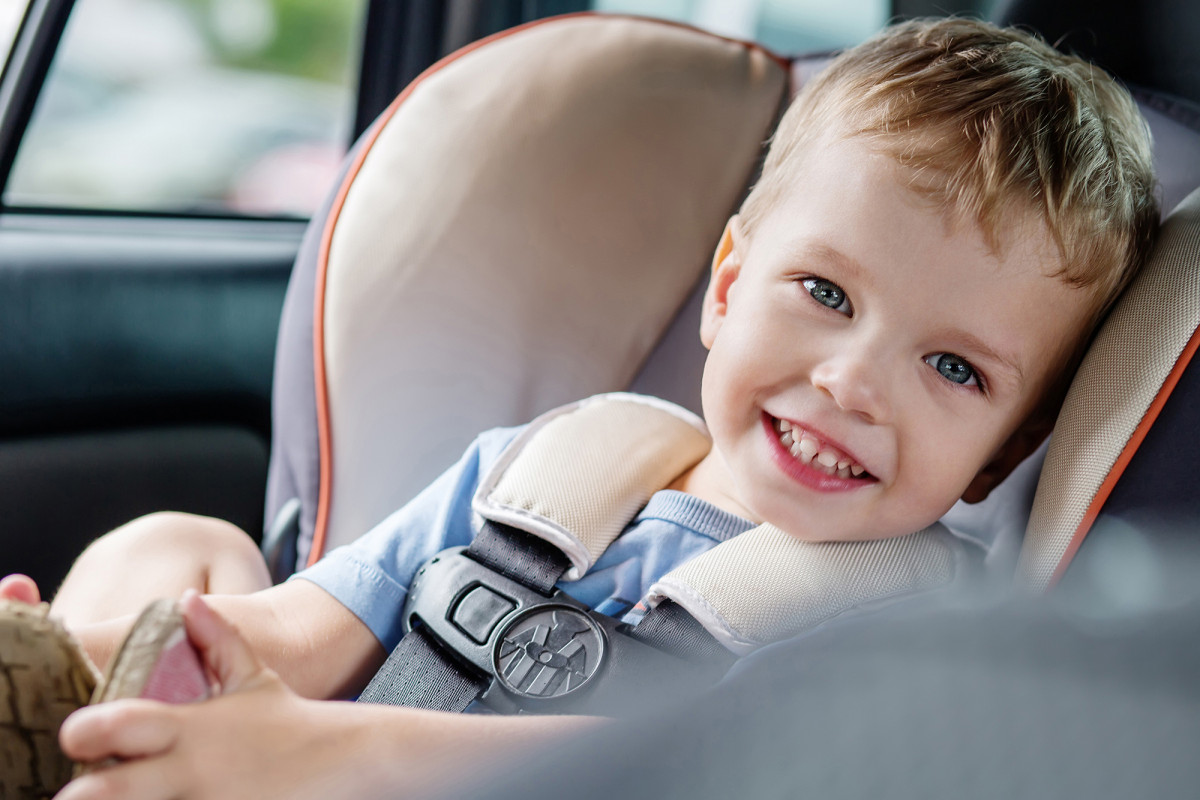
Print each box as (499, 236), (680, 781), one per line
(1019, 187), (1200, 590)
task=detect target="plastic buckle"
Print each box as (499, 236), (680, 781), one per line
(402, 547), (610, 712)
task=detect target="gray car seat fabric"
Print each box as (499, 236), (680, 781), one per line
(264, 129), (377, 576)
(454, 593), (1200, 800)
(1139, 102), (1200, 216)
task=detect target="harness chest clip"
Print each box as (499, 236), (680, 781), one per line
(402, 547), (610, 711)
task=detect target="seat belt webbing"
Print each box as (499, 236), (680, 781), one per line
(632, 601), (735, 667)
(358, 627), (486, 711)
(467, 521), (569, 593)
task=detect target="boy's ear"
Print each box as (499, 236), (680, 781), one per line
(960, 414), (1054, 503)
(700, 216), (745, 349)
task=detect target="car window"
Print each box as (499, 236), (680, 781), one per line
(592, 0), (889, 53)
(4, 0), (365, 218)
(0, 0), (27, 62)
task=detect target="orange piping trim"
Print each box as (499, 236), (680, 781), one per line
(1046, 321), (1200, 589)
(307, 12), (788, 566)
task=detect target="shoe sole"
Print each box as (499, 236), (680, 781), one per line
(0, 601), (98, 800)
(1, 597), (212, 799)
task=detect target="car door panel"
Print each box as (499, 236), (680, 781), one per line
(0, 215), (301, 588)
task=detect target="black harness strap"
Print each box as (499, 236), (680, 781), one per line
(358, 521), (732, 714)
(633, 601), (736, 668)
(467, 521), (569, 593)
(358, 627), (486, 711)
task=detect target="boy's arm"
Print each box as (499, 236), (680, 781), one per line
(76, 579), (386, 700)
(58, 592), (594, 800)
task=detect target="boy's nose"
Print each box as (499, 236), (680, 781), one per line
(810, 349), (891, 424)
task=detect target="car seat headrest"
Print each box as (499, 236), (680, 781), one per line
(1018, 187), (1200, 590)
(267, 15), (788, 569)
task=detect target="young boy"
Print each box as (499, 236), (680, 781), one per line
(1, 16), (1159, 800)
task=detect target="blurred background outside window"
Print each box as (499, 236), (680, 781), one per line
(593, 0), (890, 53)
(3, 0), (364, 218)
(0, 0), (1002, 219)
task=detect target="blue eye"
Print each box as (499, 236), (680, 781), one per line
(924, 353), (979, 387)
(802, 278), (852, 315)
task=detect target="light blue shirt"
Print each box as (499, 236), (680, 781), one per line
(295, 425), (754, 653)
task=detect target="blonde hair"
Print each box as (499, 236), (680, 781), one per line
(741, 17), (1159, 321)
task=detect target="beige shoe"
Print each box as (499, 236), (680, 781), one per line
(0, 601), (97, 800)
(93, 599), (210, 706)
(0, 599), (210, 800)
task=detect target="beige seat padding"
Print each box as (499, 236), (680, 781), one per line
(649, 521), (961, 653)
(1019, 188), (1200, 591)
(315, 16), (787, 556)
(475, 393), (711, 580)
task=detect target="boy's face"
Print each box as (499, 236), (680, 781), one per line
(691, 134), (1095, 542)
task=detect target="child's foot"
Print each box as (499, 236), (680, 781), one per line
(0, 598), (210, 799)
(0, 600), (98, 800)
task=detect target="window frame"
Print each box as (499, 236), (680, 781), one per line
(0, 0), (71, 202)
(0, 0), (411, 222)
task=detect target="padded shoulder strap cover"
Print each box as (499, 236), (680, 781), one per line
(476, 394), (969, 652)
(474, 393), (711, 581)
(648, 522), (963, 655)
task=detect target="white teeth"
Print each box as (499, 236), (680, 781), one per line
(774, 419), (868, 478)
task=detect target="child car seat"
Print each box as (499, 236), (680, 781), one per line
(261, 12), (1200, 605)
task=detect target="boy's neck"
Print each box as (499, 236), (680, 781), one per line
(666, 452), (759, 523)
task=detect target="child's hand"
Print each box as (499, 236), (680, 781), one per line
(0, 573), (42, 604)
(56, 591), (593, 799)
(55, 592), (389, 800)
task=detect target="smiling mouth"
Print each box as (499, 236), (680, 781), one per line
(771, 416), (875, 482)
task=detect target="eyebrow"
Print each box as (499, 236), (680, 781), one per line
(803, 242), (869, 284)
